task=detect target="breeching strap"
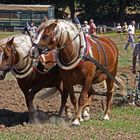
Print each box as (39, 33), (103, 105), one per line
(84, 55), (121, 87)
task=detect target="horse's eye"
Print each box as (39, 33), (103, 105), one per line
(42, 35), (49, 40)
(3, 53), (8, 60)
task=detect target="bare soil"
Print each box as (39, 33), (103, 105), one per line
(0, 67), (138, 139)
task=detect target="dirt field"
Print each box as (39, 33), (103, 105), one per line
(0, 67), (138, 139)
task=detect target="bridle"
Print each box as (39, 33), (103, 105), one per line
(30, 20), (87, 70)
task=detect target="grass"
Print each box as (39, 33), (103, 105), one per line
(0, 31), (140, 139)
(0, 31), (17, 39)
(0, 106), (140, 140)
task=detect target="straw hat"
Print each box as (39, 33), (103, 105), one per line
(84, 21), (88, 24)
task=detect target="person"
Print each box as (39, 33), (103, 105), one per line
(30, 22), (38, 34)
(124, 20), (136, 50)
(122, 22), (128, 33)
(132, 36), (140, 74)
(132, 36), (140, 90)
(116, 23), (122, 33)
(22, 21), (30, 34)
(72, 14), (81, 29)
(72, 14), (85, 48)
(82, 21), (90, 35)
(89, 19), (96, 37)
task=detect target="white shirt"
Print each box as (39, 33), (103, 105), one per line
(83, 25), (90, 34)
(128, 25), (135, 34)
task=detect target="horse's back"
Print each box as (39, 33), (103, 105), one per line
(0, 34), (32, 48)
(87, 36), (118, 72)
(98, 36), (118, 57)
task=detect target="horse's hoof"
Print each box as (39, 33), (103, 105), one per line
(79, 117), (84, 122)
(83, 107), (90, 121)
(83, 115), (90, 121)
(67, 112), (73, 120)
(103, 114), (110, 120)
(72, 119), (81, 126)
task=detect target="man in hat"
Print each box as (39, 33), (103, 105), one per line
(82, 21), (90, 35)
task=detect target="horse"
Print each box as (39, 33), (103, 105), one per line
(31, 19), (119, 126)
(0, 34), (72, 123)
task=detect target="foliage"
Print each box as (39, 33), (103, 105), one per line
(0, 0), (139, 24)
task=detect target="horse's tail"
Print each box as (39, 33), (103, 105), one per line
(38, 87), (59, 100)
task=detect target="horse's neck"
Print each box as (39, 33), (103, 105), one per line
(14, 47), (31, 70)
(57, 25), (80, 64)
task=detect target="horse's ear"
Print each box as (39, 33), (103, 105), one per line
(7, 37), (14, 46)
(6, 37), (15, 51)
(49, 20), (59, 29)
(54, 19), (59, 24)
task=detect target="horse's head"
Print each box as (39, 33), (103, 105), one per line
(0, 37), (15, 75)
(38, 20), (58, 51)
(30, 19), (79, 60)
(31, 20), (59, 54)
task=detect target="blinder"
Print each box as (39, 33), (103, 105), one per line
(0, 70), (6, 80)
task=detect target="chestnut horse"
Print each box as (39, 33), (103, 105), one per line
(32, 19), (119, 126)
(0, 34), (71, 122)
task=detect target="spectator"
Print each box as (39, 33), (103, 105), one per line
(82, 21), (90, 34)
(30, 22), (38, 34)
(116, 23), (122, 33)
(122, 22), (128, 33)
(132, 36), (140, 90)
(22, 21), (30, 34)
(72, 14), (81, 29)
(124, 21), (136, 50)
(72, 14), (85, 48)
(89, 19), (96, 37)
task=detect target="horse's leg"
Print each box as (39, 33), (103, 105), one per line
(57, 81), (72, 119)
(24, 92), (36, 123)
(58, 86), (70, 118)
(82, 87), (94, 121)
(69, 86), (78, 116)
(103, 78), (114, 120)
(72, 78), (93, 126)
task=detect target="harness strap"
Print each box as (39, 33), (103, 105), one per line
(84, 55), (121, 87)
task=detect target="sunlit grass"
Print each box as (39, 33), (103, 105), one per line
(0, 31), (17, 39)
(83, 106), (140, 135)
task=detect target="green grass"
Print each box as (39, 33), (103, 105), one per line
(0, 31), (17, 39)
(0, 106), (140, 140)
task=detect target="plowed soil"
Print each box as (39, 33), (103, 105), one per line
(0, 67), (138, 140)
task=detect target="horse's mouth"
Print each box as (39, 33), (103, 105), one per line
(0, 71), (6, 80)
